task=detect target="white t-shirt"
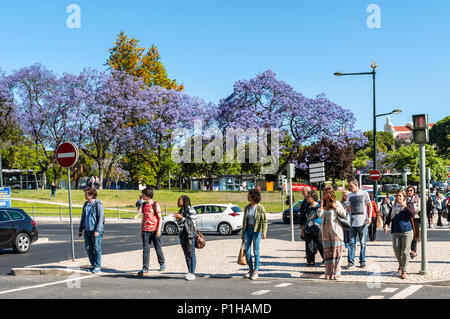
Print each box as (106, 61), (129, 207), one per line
(346, 190), (371, 227)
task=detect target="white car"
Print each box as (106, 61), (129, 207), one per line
(162, 204), (243, 236)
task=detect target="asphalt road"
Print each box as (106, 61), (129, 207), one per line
(1, 219), (449, 301)
(1, 272), (449, 300)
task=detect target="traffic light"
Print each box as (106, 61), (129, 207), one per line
(412, 114), (429, 144)
(278, 175), (286, 187)
(412, 114), (428, 130)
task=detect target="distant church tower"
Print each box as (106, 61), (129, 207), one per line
(384, 116), (394, 134)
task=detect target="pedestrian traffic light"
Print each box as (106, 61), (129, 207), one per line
(412, 114), (429, 144)
(412, 114), (428, 130)
(287, 163), (295, 179)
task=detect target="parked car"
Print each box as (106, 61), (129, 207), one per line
(162, 204), (243, 236)
(0, 208), (38, 253)
(382, 184), (402, 193)
(282, 200), (303, 224)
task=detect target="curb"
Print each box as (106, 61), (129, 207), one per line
(10, 267), (449, 286)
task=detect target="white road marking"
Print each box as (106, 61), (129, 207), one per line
(251, 290), (271, 296)
(0, 274), (96, 296)
(251, 281), (272, 284)
(275, 283), (293, 288)
(367, 295), (385, 299)
(381, 287), (399, 293)
(389, 285), (423, 299)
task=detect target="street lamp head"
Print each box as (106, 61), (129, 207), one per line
(391, 109), (402, 115)
(333, 72), (343, 76)
(371, 61), (378, 70)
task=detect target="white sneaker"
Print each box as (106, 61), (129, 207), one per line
(185, 273), (196, 281)
(250, 272), (259, 280)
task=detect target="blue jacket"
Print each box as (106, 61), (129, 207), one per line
(79, 199), (104, 233)
(385, 203), (415, 234)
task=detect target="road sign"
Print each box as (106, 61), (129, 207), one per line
(369, 169), (382, 181)
(56, 142), (79, 168)
(0, 187), (11, 208)
(309, 162), (325, 183)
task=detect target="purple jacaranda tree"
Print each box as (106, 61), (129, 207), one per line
(0, 70), (16, 139)
(8, 64), (85, 188)
(122, 84), (210, 189)
(217, 70), (367, 175)
(75, 69), (148, 190)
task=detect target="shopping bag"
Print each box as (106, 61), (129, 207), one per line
(376, 215), (383, 229)
(237, 241), (248, 265)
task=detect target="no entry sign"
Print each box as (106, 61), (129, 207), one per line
(56, 141), (79, 168)
(369, 169), (382, 181)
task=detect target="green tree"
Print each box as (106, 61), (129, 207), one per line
(107, 31), (184, 91)
(429, 116), (450, 158)
(387, 144), (447, 182)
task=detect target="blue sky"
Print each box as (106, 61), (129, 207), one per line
(0, 0), (448, 131)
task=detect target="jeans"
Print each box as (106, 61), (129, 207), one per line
(84, 230), (103, 269)
(392, 230), (414, 272)
(179, 230), (196, 274)
(244, 225), (262, 271)
(347, 225), (368, 266)
(50, 190), (55, 198)
(142, 231), (165, 272)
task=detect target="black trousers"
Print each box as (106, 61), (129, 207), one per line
(411, 218), (420, 252)
(142, 231), (165, 271)
(304, 231), (323, 264)
(368, 217), (378, 241)
(437, 209), (443, 226)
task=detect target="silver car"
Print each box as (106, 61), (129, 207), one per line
(162, 204), (243, 236)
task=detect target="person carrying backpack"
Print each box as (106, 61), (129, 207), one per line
(138, 188), (165, 276)
(78, 187), (105, 274)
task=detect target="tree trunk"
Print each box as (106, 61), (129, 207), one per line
(98, 161), (104, 190)
(156, 173), (163, 190)
(41, 171), (47, 190)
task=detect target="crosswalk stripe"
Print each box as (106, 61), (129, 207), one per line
(275, 283), (293, 288)
(251, 290), (271, 296)
(381, 287), (399, 293)
(390, 285), (423, 299)
(368, 295), (385, 299)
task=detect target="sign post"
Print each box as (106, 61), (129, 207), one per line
(286, 164), (295, 242)
(56, 141), (79, 261)
(412, 114), (429, 275)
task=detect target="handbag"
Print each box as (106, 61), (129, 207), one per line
(337, 213), (351, 230)
(237, 241), (248, 265)
(195, 229), (206, 249)
(411, 217), (420, 240)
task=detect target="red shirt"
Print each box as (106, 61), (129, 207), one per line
(370, 201), (378, 218)
(141, 200), (161, 232)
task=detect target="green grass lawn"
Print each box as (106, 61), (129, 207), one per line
(11, 188), (345, 218)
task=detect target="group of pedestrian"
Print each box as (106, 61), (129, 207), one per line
(297, 178), (430, 280)
(75, 180), (448, 282)
(77, 187), (200, 280)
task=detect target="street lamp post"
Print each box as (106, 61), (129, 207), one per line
(334, 63), (378, 194)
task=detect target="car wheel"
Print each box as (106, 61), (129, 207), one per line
(14, 233), (31, 254)
(218, 222), (232, 236)
(164, 222), (178, 236)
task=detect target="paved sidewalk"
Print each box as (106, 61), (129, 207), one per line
(15, 229), (450, 285)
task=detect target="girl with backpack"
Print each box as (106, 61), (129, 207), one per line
(175, 195), (198, 281)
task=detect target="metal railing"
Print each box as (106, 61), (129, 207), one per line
(14, 205), (180, 221)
